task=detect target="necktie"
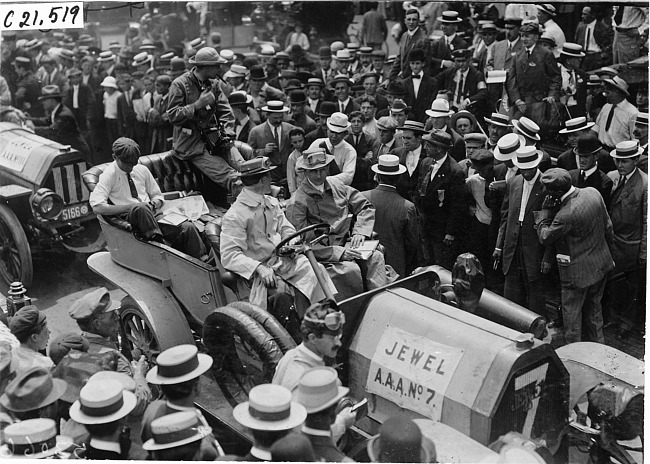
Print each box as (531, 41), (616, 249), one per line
(355, 135), (360, 146)
(456, 74), (464, 104)
(44, 73), (50, 86)
(585, 27), (591, 52)
(273, 126), (279, 148)
(126, 173), (138, 199)
(605, 104), (617, 132)
(579, 170), (586, 184)
(615, 175), (627, 195)
(507, 43), (512, 54)
(126, 90), (131, 107)
(150, 94), (154, 107)
(419, 163), (433, 195)
(340, 102), (345, 113)
(614, 5), (625, 25)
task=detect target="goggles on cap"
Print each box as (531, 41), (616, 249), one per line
(304, 311), (345, 331)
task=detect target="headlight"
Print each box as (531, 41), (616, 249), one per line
(31, 188), (64, 220)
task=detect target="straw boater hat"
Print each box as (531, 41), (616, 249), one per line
(262, 100), (290, 113)
(233, 384), (307, 431)
(326, 112), (351, 133)
(38, 85), (64, 101)
(494, 133), (522, 161)
(513, 145), (543, 169)
(559, 116), (595, 134)
(513, 116), (541, 142)
(560, 43), (585, 58)
(142, 411), (212, 451)
(189, 37), (206, 50)
(224, 64), (249, 79)
(610, 140), (643, 159)
(425, 99), (454, 118)
(147, 344), (213, 385)
(69, 379), (137, 425)
(371, 154), (407, 175)
(132, 51), (153, 68)
(399, 120), (427, 135)
(332, 49), (353, 62)
(604, 76), (630, 97)
(293, 367), (349, 414)
(637, 112), (649, 125)
(438, 11), (462, 23)
(296, 148), (335, 171)
(97, 51), (116, 62)
(537, 4), (557, 16)
(0, 419), (72, 459)
(484, 112), (512, 128)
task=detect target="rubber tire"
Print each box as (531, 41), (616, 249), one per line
(0, 204), (33, 287)
(227, 301), (297, 353)
(203, 306), (283, 406)
(119, 295), (193, 362)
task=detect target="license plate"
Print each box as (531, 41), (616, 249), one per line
(60, 202), (90, 221)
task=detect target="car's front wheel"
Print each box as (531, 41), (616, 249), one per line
(0, 204), (33, 287)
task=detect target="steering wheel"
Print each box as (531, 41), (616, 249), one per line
(275, 223), (331, 255)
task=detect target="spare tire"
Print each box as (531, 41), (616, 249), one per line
(203, 306), (283, 406)
(227, 301), (297, 353)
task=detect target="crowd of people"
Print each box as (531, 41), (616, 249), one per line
(0, 0), (647, 461)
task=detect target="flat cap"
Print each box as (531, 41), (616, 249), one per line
(464, 132), (487, 147)
(112, 137), (141, 162)
(9, 305), (45, 338)
(377, 116), (398, 131)
(423, 129), (453, 148)
(68, 287), (117, 321)
(520, 23), (541, 35)
(468, 148), (494, 163)
(540, 168), (572, 191)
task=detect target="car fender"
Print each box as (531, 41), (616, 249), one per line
(87, 251), (193, 349)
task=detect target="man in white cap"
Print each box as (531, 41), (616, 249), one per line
(229, 384), (307, 461)
(362, 155), (419, 278)
(536, 168), (614, 345)
(141, 344), (222, 459)
(220, 157), (335, 315)
(295, 367), (353, 462)
(591, 76), (638, 152)
(536, 4), (566, 58)
(287, 149), (388, 296)
(167, 47), (243, 199)
(605, 141), (647, 340)
(308, 112), (358, 186)
(493, 145), (552, 317)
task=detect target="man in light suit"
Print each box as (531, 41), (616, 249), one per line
(506, 23), (561, 121)
(486, 17), (524, 112)
(388, 8), (431, 81)
(415, 129), (467, 269)
(493, 146), (551, 317)
(248, 101), (296, 186)
(400, 49), (436, 124)
(605, 141), (647, 339)
(536, 168), (615, 345)
(362, 155), (419, 278)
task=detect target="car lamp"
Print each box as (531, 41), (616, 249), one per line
(31, 188), (64, 220)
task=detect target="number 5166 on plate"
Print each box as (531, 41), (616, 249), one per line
(2, 2), (83, 31)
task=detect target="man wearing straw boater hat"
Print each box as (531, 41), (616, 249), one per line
(390, 120), (427, 202)
(69, 379), (137, 459)
(141, 344), (221, 459)
(362, 155), (418, 278)
(605, 141), (648, 340)
(142, 411), (213, 460)
(220, 156), (336, 313)
(483, 113), (512, 152)
(228, 384), (307, 461)
(1, 418), (72, 459)
(167, 47), (244, 199)
(294, 367), (352, 461)
(286, 148), (388, 297)
(557, 43), (588, 118)
(633, 112), (649, 158)
(493, 145), (551, 318)
(535, 168), (614, 345)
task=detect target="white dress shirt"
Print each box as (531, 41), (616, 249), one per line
(518, 170), (540, 222)
(405, 145), (421, 175)
(430, 154), (448, 180)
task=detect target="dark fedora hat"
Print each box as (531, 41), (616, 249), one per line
(0, 367), (67, 412)
(423, 129), (454, 148)
(249, 64), (267, 81)
(290, 90), (307, 105)
(318, 101), (337, 117)
(574, 133), (602, 155)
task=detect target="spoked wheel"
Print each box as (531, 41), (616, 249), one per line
(203, 306), (284, 407)
(119, 296), (162, 363)
(0, 204), (33, 287)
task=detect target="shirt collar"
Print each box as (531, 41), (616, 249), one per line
(433, 154), (448, 165)
(509, 37), (520, 47)
(561, 185), (576, 201)
(445, 32), (456, 41)
(238, 115), (249, 126)
(307, 177), (325, 193)
(250, 447), (272, 461)
(267, 120), (281, 131)
(90, 439), (121, 454)
(526, 44), (536, 54)
(339, 97), (350, 107)
(302, 425), (332, 437)
(378, 183), (397, 189)
(411, 145), (422, 157)
(584, 165), (598, 178)
(299, 342), (324, 361)
(238, 188), (267, 207)
(407, 27), (419, 37)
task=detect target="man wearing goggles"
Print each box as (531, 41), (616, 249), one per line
(273, 301), (355, 440)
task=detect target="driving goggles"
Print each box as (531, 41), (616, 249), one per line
(304, 311), (346, 331)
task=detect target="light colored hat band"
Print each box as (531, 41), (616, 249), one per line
(250, 404), (290, 421)
(80, 395), (124, 417)
(158, 355), (199, 379)
(6, 436), (57, 455)
(153, 422), (202, 445)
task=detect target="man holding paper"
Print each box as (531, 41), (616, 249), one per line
(89, 137), (204, 259)
(286, 148), (388, 299)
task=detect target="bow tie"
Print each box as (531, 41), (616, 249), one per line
(412, 74), (421, 79)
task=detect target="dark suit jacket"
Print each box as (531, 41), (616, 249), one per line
(303, 432), (350, 462)
(415, 155), (467, 240)
(608, 169), (648, 271)
(235, 119), (255, 142)
(429, 34), (469, 75)
(556, 147), (616, 174)
(574, 20), (613, 54)
(305, 125), (327, 147)
(389, 145), (424, 202)
(432, 66), (487, 109)
(346, 132), (375, 158)
(496, 174), (549, 280)
(248, 121), (296, 183)
(402, 74), (436, 123)
(570, 168), (613, 207)
(32, 103), (90, 159)
(389, 27), (431, 80)
(64, 83), (96, 131)
(362, 184), (419, 277)
(506, 44), (561, 102)
(330, 98), (360, 116)
(537, 187), (614, 288)
(116, 91), (137, 137)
